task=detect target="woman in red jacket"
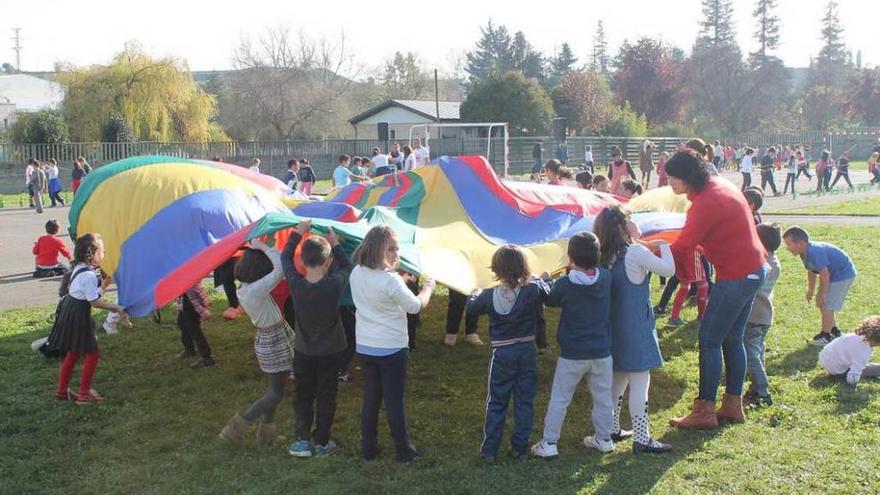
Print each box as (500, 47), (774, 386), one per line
(663, 151), (767, 430)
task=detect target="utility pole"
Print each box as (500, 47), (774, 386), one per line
(11, 28), (22, 71)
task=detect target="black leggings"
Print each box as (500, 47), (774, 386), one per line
(741, 172), (751, 190)
(242, 371), (287, 423)
(339, 306), (357, 374)
(783, 173), (796, 195)
(831, 171), (853, 189)
(796, 167), (812, 180)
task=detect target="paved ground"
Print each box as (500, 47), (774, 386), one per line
(2, 173), (878, 312)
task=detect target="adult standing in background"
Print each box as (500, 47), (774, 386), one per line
(531, 139), (544, 175)
(412, 138), (430, 167)
(639, 140), (655, 190)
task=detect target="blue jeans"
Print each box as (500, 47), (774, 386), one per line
(743, 323), (771, 396)
(481, 343), (537, 458)
(697, 266), (766, 401)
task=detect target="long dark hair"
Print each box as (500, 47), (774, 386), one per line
(665, 151), (710, 192)
(60, 233), (102, 296)
(593, 206), (631, 267)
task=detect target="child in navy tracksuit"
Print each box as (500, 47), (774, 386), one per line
(467, 245), (550, 461)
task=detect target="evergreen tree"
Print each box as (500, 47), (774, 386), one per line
(697, 0), (737, 48)
(750, 0), (780, 65)
(816, 0), (848, 70)
(465, 20), (514, 86)
(510, 31), (546, 81)
(550, 43), (578, 81)
(591, 20), (609, 76)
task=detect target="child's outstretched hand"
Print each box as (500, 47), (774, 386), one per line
(296, 219), (312, 236)
(325, 227), (339, 247)
(119, 312), (133, 328)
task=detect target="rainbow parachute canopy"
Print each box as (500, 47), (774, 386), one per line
(70, 155), (687, 317)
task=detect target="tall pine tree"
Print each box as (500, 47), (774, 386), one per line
(511, 31), (546, 81)
(550, 43), (578, 80)
(816, 0), (848, 70)
(465, 21), (514, 86)
(591, 20), (609, 77)
(750, 0), (780, 65)
(698, 0), (737, 47)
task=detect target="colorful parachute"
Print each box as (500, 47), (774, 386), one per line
(69, 155), (686, 317)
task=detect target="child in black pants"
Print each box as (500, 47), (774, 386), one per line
(176, 284), (215, 369)
(282, 220), (353, 457)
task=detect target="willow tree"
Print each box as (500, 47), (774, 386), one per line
(59, 43), (225, 142)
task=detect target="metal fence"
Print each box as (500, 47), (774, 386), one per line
(3, 130), (878, 194)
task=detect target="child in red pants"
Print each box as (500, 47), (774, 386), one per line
(668, 248), (709, 326)
(47, 233), (127, 405)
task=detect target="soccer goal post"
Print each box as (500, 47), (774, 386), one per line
(408, 122), (510, 177)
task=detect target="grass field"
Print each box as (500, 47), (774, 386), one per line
(770, 196), (880, 216)
(2, 225), (879, 494)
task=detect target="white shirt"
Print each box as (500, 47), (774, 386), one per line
(819, 334), (875, 385)
(371, 154), (389, 168)
(584, 150), (593, 162)
(713, 145), (722, 157)
(249, 165), (260, 173)
(403, 154), (416, 172)
(740, 155), (753, 173)
(47, 165), (59, 180)
(237, 241), (283, 328)
(349, 265), (421, 349)
(414, 146), (430, 167)
(623, 243), (675, 285)
(25, 165), (34, 185)
(69, 263), (101, 302)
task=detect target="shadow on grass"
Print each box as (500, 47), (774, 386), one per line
(657, 319), (699, 362)
(808, 373), (875, 415)
(770, 344), (819, 376)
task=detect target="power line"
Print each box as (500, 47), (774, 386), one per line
(11, 28), (22, 71)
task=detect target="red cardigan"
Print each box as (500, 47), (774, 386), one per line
(671, 177), (765, 281)
(33, 235), (72, 267)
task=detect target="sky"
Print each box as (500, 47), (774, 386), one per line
(1, 0), (878, 76)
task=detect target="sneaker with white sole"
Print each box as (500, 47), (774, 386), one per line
(530, 440), (559, 459)
(102, 319), (118, 335)
(465, 334), (484, 346)
(582, 435), (614, 453)
(444, 334), (457, 346)
(288, 439), (312, 458)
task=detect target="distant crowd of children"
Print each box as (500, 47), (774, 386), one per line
(34, 143), (879, 465)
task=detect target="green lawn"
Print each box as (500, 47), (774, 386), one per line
(770, 195), (880, 216)
(2, 225), (879, 494)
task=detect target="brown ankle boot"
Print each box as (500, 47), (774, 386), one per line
(716, 393), (745, 424)
(254, 422), (284, 447)
(219, 413), (248, 446)
(669, 399), (719, 430)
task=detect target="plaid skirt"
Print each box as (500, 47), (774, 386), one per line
(254, 321), (293, 373)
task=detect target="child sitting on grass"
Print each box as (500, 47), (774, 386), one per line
(531, 231), (616, 459)
(782, 226), (857, 347)
(743, 223), (782, 407)
(468, 245), (549, 462)
(282, 220), (352, 458)
(819, 315), (880, 386)
(32, 220), (72, 278)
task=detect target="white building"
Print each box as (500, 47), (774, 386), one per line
(0, 74), (65, 131)
(350, 99), (484, 141)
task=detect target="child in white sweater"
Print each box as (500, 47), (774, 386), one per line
(819, 315), (880, 386)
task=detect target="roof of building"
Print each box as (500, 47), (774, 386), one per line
(0, 74), (64, 112)
(349, 99), (461, 124)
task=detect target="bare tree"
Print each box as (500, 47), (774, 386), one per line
(222, 26), (359, 140)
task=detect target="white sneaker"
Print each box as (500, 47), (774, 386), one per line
(530, 440), (559, 459)
(103, 319), (118, 335)
(583, 435), (614, 453)
(31, 336), (48, 352)
(465, 334), (484, 346)
(444, 334), (457, 346)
